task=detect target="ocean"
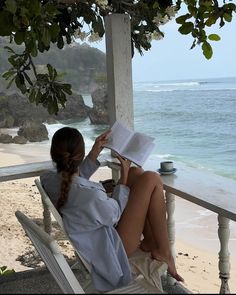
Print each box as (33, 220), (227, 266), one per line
(51, 76), (236, 181)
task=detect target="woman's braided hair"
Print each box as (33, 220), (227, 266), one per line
(50, 127), (85, 214)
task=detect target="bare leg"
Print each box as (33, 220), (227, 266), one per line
(116, 169), (184, 282)
(127, 167), (156, 251)
(140, 219), (156, 252)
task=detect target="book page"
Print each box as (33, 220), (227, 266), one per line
(103, 121), (133, 154)
(122, 132), (155, 166)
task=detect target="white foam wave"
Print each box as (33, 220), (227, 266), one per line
(157, 154), (173, 159)
(155, 82), (200, 87)
(44, 122), (67, 140)
(146, 89), (176, 92)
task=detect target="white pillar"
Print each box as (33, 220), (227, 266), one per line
(105, 14), (134, 181)
(218, 215), (231, 294)
(105, 14), (134, 129)
(166, 191), (176, 286)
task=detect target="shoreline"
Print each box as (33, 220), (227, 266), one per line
(1, 143), (236, 293)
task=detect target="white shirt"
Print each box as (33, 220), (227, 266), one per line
(40, 156), (133, 291)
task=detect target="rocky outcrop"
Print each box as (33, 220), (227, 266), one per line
(0, 133), (12, 143)
(87, 88), (109, 124)
(17, 121), (49, 142)
(0, 88), (109, 144)
(12, 135), (27, 144)
(0, 91), (89, 128)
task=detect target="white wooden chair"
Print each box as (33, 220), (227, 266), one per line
(35, 178), (167, 293)
(15, 210), (164, 294)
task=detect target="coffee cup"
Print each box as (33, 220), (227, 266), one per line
(160, 161), (174, 172)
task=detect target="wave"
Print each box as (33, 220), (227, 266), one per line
(136, 87), (236, 93)
(155, 82), (200, 87)
(156, 153), (173, 159)
(134, 77), (236, 92)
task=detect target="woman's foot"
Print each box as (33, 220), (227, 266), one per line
(151, 249), (184, 283)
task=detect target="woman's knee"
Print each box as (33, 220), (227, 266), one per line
(142, 171), (163, 187)
(129, 166), (144, 176)
(127, 166), (144, 187)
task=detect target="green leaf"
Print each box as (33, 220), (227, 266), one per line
(5, 0), (17, 14)
(48, 98), (58, 115)
(49, 23), (60, 40)
(178, 22), (194, 35)
(57, 35), (64, 49)
(227, 3), (236, 10)
(188, 5), (197, 17)
(208, 34), (221, 41)
(0, 266), (15, 276)
(176, 14), (191, 24)
(2, 70), (16, 79)
(29, 0), (41, 15)
(42, 27), (51, 47)
(14, 31), (25, 45)
(61, 84), (72, 95)
(47, 64), (54, 80)
(223, 13), (232, 22)
(28, 89), (36, 102)
(31, 43), (38, 57)
(205, 16), (217, 26)
(0, 11), (14, 36)
(202, 41), (213, 59)
(0, 266), (7, 273)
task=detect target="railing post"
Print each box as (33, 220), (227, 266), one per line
(165, 191), (176, 285)
(218, 214), (231, 294)
(41, 198), (52, 234)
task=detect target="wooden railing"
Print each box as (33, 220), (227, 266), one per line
(1, 159), (235, 294)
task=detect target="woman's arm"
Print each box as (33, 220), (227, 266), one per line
(88, 130), (111, 163)
(79, 130), (111, 179)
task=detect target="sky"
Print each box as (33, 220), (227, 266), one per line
(92, 12), (236, 82)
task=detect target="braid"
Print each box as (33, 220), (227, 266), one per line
(50, 127), (85, 215)
(57, 170), (73, 214)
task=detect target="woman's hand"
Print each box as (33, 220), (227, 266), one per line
(88, 130), (111, 162)
(116, 154), (131, 186)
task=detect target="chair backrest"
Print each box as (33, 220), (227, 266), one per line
(34, 178), (91, 272)
(15, 210), (85, 294)
(35, 178), (64, 230)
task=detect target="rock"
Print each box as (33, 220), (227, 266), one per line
(0, 133), (13, 143)
(17, 121), (49, 142)
(45, 118), (58, 125)
(56, 92), (88, 120)
(0, 115), (15, 128)
(12, 135), (28, 144)
(0, 91), (89, 127)
(87, 88), (109, 124)
(87, 107), (109, 124)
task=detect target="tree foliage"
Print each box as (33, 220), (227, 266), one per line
(0, 0), (235, 114)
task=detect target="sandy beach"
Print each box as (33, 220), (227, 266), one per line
(0, 142), (236, 294)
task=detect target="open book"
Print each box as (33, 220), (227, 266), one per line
(103, 121), (155, 167)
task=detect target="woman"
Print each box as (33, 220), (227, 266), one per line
(40, 126), (183, 292)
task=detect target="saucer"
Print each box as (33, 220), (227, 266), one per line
(157, 168), (177, 175)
